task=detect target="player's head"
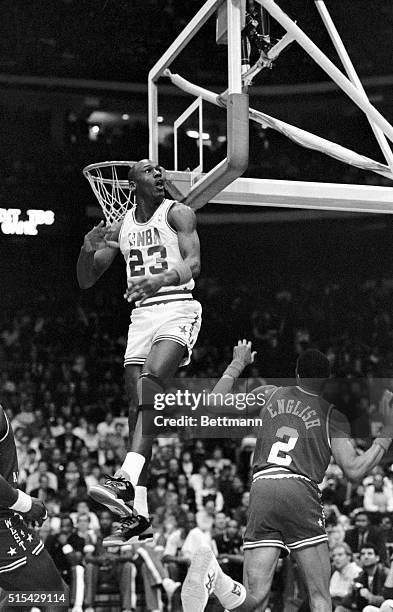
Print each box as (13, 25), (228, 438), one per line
(295, 349), (330, 393)
(128, 159), (166, 203)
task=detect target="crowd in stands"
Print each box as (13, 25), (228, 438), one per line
(2, 275), (393, 610)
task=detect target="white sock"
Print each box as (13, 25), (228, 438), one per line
(215, 572), (247, 610)
(121, 452), (146, 486)
(134, 485), (149, 518)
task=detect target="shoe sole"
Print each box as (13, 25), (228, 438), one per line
(181, 547), (215, 612)
(88, 484), (135, 516)
(102, 527), (154, 547)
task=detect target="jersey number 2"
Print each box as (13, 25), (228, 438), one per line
(267, 426), (299, 467)
(129, 245), (168, 277)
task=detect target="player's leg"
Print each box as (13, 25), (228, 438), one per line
(0, 548), (69, 612)
(291, 542), (332, 612)
(182, 546), (280, 612)
(102, 340), (186, 546)
(243, 547), (281, 611)
(88, 363), (141, 517)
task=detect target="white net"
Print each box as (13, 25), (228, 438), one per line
(83, 161), (136, 225)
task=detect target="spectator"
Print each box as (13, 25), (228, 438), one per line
(196, 473), (224, 512)
(30, 474), (57, 503)
(336, 544), (388, 612)
(345, 512), (386, 562)
(330, 543), (362, 609)
(231, 491), (250, 527)
(363, 468), (393, 515)
(84, 511), (137, 612)
(205, 447), (232, 476)
(70, 500), (100, 533)
(56, 421), (84, 457)
(176, 473), (196, 512)
(26, 459), (58, 493)
(45, 516), (85, 612)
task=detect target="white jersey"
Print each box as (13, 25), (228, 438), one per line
(119, 199), (194, 307)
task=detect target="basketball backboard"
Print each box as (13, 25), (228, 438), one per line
(148, 0), (393, 214)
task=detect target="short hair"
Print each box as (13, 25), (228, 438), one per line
(360, 542), (379, 556)
(332, 542), (353, 557)
(297, 349), (330, 380)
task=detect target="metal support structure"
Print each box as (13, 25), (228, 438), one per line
(148, 0), (249, 210)
(314, 0), (393, 174)
(173, 97), (203, 173)
(256, 0), (393, 143)
(148, 0), (223, 161)
(165, 70), (392, 181)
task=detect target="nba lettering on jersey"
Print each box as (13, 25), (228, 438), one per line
(266, 398), (321, 429)
(127, 228), (162, 248)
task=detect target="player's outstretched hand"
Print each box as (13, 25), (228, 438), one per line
(124, 275), (164, 303)
(84, 221), (119, 252)
(233, 339), (256, 366)
(22, 497), (48, 527)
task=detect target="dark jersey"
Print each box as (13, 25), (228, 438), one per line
(253, 385), (347, 484)
(0, 405), (19, 518)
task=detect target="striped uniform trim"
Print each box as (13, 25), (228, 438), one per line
(243, 539), (288, 551)
(153, 335), (187, 347)
(288, 534), (328, 550)
(253, 468), (312, 484)
(137, 295), (193, 308)
(326, 404), (334, 450)
(31, 541), (44, 555)
(124, 358), (145, 364)
(0, 410), (10, 443)
(0, 557), (27, 573)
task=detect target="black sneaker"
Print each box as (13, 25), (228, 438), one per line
(103, 514), (152, 547)
(88, 473), (135, 516)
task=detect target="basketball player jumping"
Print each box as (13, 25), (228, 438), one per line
(0, 402), (67, 608)
(77, 159), (201, 545)
(181, 345), (393, 612)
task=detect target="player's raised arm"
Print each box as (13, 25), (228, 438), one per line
(331, 411), (392, 482)
(77, 221), (121, 289)
(211, 340), (257, 396)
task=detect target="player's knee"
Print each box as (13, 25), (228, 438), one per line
(138, 372), (166, 406)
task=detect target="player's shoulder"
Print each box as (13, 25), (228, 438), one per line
(167, 200), (197, 229)
(328, 406), (351, 438)
(252, 384), (278, 398)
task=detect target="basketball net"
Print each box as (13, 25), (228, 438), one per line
(83, 161), (136, 226)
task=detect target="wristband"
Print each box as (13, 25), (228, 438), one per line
(373, 437), (392, 453)
(9, 490), (32, 513)
(62, 544), (74, 555)
(173, 261), (192, 285)
(223, 359), (244, 379)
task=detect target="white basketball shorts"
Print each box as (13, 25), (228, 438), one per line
(124, 299), (202, 368)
